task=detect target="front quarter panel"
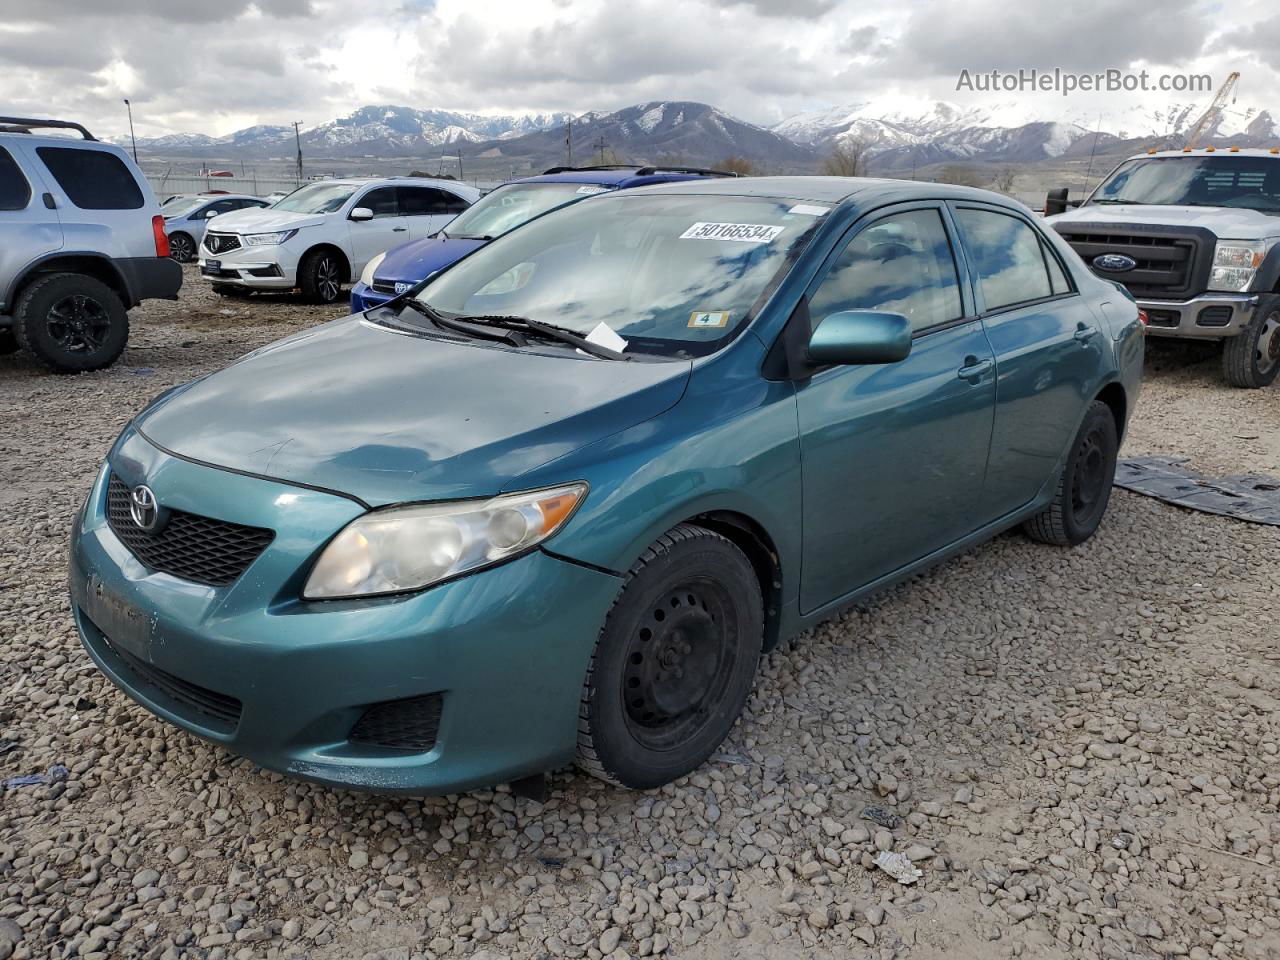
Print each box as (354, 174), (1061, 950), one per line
(511, 335), (802, 613)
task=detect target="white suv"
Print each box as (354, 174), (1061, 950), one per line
(197, 176), (479, 303)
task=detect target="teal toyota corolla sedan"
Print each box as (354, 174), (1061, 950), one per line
(70, 177), (1144, 795)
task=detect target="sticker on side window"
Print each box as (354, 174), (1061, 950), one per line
(679, 222), (786, 243)
(689, 311), (730, 329)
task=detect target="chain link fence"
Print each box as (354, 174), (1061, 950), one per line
(146, 173), (305, 201)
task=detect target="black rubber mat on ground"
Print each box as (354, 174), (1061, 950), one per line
(1115, 456), (1280, 526)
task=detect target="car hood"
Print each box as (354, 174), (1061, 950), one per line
(205, 206), (328, 234)
(136, 317), (691, 507)
(1049, 203), (1280, 240)
(375, 236), (487, 285)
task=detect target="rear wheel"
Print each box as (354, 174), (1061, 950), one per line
(168, 232), (195, 263)
(298, 248), (346, 304)
(14, 273), (128, 373)
(576, 525), (763, 789)
(1222, 294), (1280, 388)
(1023, 400), (1118, 546)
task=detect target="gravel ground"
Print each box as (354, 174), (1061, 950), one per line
(1, 270), (1278, 960)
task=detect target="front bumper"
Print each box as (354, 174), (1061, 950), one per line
(197, 239), (300, 289)
(69, 429), (622, 795)
(1139, 293), (1258, 338)
(349, 281), (393, 313)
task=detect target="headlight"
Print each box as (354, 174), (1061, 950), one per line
(1210, 240), (1270, 292)
(303, 483), (588, 599)
(242, 230), (298, 246)
(359, 251), (386, 287)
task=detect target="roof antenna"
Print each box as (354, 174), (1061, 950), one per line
(1081, 114), (1103, 197)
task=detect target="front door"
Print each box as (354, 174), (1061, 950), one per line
(796, 204), (996, 613)
(347, 186), (408, 274)
(0, 143), (61, 313)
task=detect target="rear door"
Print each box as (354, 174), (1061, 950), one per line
(31, 142), (149, 259)
(795, 203), (996, 612)
(347, 186), (407, 273)
(398, 186), (472, 241)
(0, 142), (62, 313)
(951, 203), (1104, 520)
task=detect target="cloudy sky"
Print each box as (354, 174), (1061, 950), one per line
(0, 0), (1274, 138)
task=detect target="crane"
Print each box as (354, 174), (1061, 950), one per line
(1184, 71), (1240, 149)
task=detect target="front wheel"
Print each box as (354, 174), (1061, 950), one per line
(1222, 294), (1280, 388)
(13, 273), (128, 373)
(576, 524), (763, 790)
(1023, 400), (1118, 546)
(298, 249), (346, 304)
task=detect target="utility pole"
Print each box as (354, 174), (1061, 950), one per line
(123, 99), (137, 162)
(565, 119), (573, 167)
(292, 121), (304, 181)
(594, 135), (607, 165)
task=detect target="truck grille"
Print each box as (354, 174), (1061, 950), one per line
(1053, 223), (1212, 300)
(204, 232), (241, 254)
(105, 475), (274, 587)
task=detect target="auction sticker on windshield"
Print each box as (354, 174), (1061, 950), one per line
(680, 222), (786, 243)
(689, 311), (730, 328)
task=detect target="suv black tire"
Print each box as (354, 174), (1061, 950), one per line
(0, 329), (17, 355)
(1223, 293), (1280, 389)
(14, 273), (128, 374)
(1023, 400), (1118, 546)
(298, 248), (345, 304)
(168, 232), (196, 263)
(576, 524), (763, 789)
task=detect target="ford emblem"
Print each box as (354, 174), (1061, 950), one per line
(1093, 253), (1137, 273)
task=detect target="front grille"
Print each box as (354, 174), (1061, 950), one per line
(1054, 223), (1212, 300)
(204, 232), (241, 254)
(81, 612), (242, 733)
(349, 693), (443, 752)
(105, 475), (274, 587)
(370, 281), (397, 295)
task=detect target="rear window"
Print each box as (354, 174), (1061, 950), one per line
(0, 146), (31, 211)
(36, 147), (144, 210)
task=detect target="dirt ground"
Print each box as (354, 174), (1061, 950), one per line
(1, 268), (1277, 960)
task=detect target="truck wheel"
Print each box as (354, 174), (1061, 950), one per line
(1023, 400), (1118, 546)
(14, 273), (128, 374)
(0, 329), (17, 355)
(576, 524), (763, 790)
(298, 249), (345, 304)
(1223, 294), (1280, 388)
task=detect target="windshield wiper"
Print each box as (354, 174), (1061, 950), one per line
(395, 299), (527, 347)
(1092, 198), (1142, 205)
(453, 314), (627, 360)
(449, 234), (495, 242)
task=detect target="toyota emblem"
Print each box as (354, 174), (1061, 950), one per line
(129, 484), (163, 532)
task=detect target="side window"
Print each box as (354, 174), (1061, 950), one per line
(1043, 242), (1071, 295)
(358, 187), (398, 218)
(398, 187), (470, 216)
(955, 208), (1054, 311)
(0, 146), (31, 210)
(206, 199), (239, 216)
(808, 208), (963, 334)
(35, 147), (143, 210)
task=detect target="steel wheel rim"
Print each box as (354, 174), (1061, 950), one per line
(317, 257), (340, 301)
(620, 577), (739, 752)
(1071, 427), (1107, 520)
(1255, 310), (1280, 375)
(46, 294), (109, 354)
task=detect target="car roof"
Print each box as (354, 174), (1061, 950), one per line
(1127, 147), (1280, 161)
(513, 165), (733, 188)
(316, 176), (471, 189)
(604, 175), (1021, 207)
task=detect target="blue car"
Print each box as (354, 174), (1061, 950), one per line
(349, 165), (731, 312)
(71, 177), (1143, 796)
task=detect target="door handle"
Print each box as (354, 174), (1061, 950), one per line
(1074, 324), (1098, 343)
(957, 357), (993, 381)
(392, 227), (408, 232)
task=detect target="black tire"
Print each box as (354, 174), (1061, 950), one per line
(298, 248), (346, 304)
(576, 524), (763, 789)
(1222, 294), (1280, 389)
(1023, 400), (1118, 546)
(168, 232), (196, 263)
(0, 328), (17, 355)
(211, 283), (251, 298)
(13, 273), (128, 373)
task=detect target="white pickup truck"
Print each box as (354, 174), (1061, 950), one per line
(1046, 148), (1280, 388)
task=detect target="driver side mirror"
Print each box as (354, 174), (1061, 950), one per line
(203, 209), (219, 218)
(350, 207), (374, 222)
(807, 310), (912, 366)
(1045, 187), (1070, 216)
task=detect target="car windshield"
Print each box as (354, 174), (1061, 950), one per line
(444, 181), (608, 240)
(413, 194), (827, 357)
(271, 182), (357, 214)
(162, 197), (205, 218)
(1089, 156), (1280, 212)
